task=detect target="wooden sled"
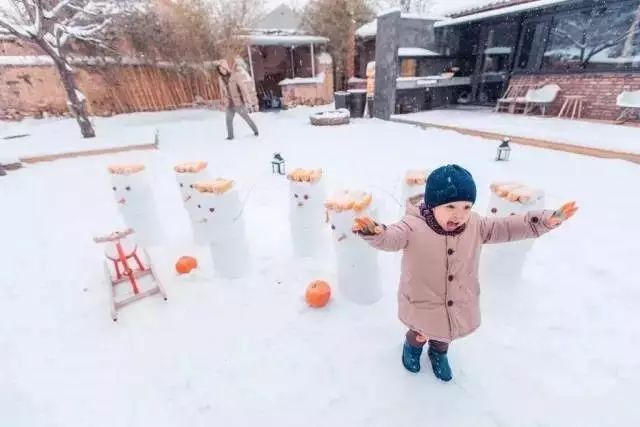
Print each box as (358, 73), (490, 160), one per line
(93, 228), (167, 321)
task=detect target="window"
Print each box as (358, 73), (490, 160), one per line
(400, 58), (417, 77)
(542, 2), (640, 71)
(481, 22), (518, 75)
(515, 21), (549, 71)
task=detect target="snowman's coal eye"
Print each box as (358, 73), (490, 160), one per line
(112, 186), (116, 191)
(491, 208), (498, 214)
(180, 183), (184, 187)
(294, 194), (299, 198)
(331, 224), (336, 230)
(197, 204), (201, 208)
(126, 186), (131, 191)
(304, 195), (309, 200)
(209, 208), (215, 213)
(190, 184), (194, 189)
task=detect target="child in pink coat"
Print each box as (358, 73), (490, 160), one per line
(353, 165), (577, 382)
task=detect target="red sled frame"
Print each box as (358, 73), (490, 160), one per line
(94, 228), (167, 321)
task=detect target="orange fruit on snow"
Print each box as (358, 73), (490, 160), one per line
(176, 256), (198, 275)
(305, 280), (331, 308)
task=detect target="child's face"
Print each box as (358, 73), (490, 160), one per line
(433, 201), (473, 231)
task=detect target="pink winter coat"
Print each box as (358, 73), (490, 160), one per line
(364, 202), (555, 343)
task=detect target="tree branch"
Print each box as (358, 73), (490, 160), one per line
(583, 29), (635, 64)
(44, 0), (75, 18)
(552, 27), (587, 50)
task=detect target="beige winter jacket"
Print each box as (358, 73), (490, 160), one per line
(364, 202), (555, 342)
(217, 60), (258, 110)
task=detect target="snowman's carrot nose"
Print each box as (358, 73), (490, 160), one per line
(118, 198), (126, 205)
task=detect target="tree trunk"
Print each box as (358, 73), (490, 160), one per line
(54, 61), (95, 138)
(35, 39), (95, 138)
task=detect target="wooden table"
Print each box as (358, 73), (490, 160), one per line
(558, 95), (586, 119)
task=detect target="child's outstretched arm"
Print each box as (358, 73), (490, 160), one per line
(480, 201), (578, 244)
(352, 216), (412, 252)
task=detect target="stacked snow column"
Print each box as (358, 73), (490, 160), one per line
(108, 164), (163, 246)
(174, 161), (210, 244)
(287, 168), (326, 257)
(192, 179), (249, 279)
(481, 182), (546, 281)
(401, 169), (430, 215)
(325, 190), (382, 305)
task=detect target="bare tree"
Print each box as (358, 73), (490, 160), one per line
(301, 0), (374, 90)
(548, 4), (640, 68)
(0, 0), (138, 138)
(209, 0), (264, 61)
(374, 0), (433, 15)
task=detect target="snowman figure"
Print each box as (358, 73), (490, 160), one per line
(192, 179), (249, 279)
(287, 168), (327, 257)
(325, 190), (382, 305)
(174, 161), (210, 244)
(481, 182), (546, 281)
(108, 164), (163, 246)
(401, 169), (430, 215)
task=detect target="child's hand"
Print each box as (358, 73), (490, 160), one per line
(545, 201), (579, 228)
(352, 217), (384, 236)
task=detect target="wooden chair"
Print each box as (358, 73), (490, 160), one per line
(495, 84), (530, 114)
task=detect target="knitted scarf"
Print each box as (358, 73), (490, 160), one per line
(419, 203), (466, 237)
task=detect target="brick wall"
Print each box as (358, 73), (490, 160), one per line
(0, 63), (221, 120)
(510, 73), (640, 120)
(280, 54), (334, 108)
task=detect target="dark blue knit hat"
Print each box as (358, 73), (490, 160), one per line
(424, 164), (477, 208)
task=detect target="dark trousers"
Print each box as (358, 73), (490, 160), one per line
(225, 106), (258, 138)
(406, 330), (449, 353)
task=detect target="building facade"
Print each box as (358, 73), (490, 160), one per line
(357, 0), (640, 120)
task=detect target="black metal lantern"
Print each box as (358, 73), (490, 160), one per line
(271, 153), (286, 175)
(496, 137), (511, 161)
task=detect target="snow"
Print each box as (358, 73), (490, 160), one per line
(434, 0), (570, 27)
(1, 106), (640, 427)
(317, 52), (332, 65)
(75, 89), (86, 102)
(484, 46), (512, 55)
(355, 20), (377, 38)
(278, 72), (324, 86)
(242, 34), (329, 46)
(357, 13), (447, 38)
(393, 108), (640, 155)
(0, 55), (55, 66)
(348, 77), (366, 83)
(0, 111), (176, 159)
(398, 47), (441, 57)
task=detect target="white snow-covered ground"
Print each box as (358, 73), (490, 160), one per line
(1, 107), (639, 427)
(0, 110), (197, 159)
(393, 107), (640, 155)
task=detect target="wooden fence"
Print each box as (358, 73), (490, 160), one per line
(90, 65), (221, 115)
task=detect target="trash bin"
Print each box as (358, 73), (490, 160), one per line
(334, 91), (350, 110)
(348, 89), (367, 118)
(366, 97), (374, 118)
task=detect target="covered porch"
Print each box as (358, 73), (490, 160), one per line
(243, 34), (330, 110)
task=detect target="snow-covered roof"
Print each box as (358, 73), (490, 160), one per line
(356, 20), (377, 38)
(436, 0), (514, 17)
(434, 0), (569, 27)
(254, 4), (300, 31)
(356, 13), (446, 39)
(484, 46), (512, 55)
(279, 72), (325, 86)
(242, 34), (329, 46)
(398, 47), (441, 57)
